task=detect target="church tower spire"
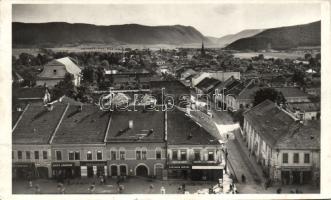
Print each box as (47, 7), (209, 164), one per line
(201, 40), (205, 57)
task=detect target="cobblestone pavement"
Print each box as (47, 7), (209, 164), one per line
(13, 177), (218, 194)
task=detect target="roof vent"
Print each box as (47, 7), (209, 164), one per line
(147, 129), (154, 136)
(310, 135), (315, 140)
(187, 133), (193, 140)
(46, 104), (53, 111)
(17, 107), (22, 112)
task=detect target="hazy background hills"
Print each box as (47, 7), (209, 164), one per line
(12, 21), (321, 50)
(225, 21), (321, 50)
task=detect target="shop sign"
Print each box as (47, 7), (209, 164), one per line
(13, 163), (34, 168)
(52, 163), (74, 167)
(168, 165), (191, 169)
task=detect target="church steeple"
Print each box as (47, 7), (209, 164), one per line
(201, 40), (205, 57)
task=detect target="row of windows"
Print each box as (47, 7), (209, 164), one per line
(282, 153), (310, 164)
(54, 150), (163, 161)
(56, 150), (103, 161)
(170, 149), (215, 161)
(13, 151), (48, 160)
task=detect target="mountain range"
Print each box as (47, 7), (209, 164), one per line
(13, 22), (209, 48)
(12, 21), (321, 50)
(226, 21), (321, 50)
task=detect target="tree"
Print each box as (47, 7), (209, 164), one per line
(292, 69), (306, 86)
(50, 73), (76, 100)
(253, 88), (286, 106)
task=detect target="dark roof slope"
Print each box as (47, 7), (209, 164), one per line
(150, 80), (190, 95)
(13, 87), (46, 99)
(13, 104), (67, 144)
(243, 99), (297, 146)
(106, 108), (165, 143)
(167, 109), (219, 145)
(52, 105), (110, 144)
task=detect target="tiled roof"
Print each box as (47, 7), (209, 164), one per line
(13, 104), (68, 144)
(106, 108), (165, 143)
(244, 100), (297, 146)
(167, 109), (220, 145)
(13, 87), (46, 99)
(195, 78), (221, 93)
(275, 120), (320, 150)
(52, 105), (110, 144)
(275, 87), (309, 98)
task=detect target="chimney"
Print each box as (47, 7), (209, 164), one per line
(129, 120), (133, 129)
(78, 105), (83, 112)
(16, 107), (22, 112)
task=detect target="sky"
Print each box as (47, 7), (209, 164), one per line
(12, 3), (321, 37)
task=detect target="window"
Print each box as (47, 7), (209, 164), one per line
(120, 150), (125, 160)
(293, 153), (299, 163)
(18, 151), (22, 159)
(97, 151), (103, 160)
(34, 151), (39, 160)
(87, 151), (92, 160)
(26, 151), (31, 160)
(111, 150), (117, 160)
(194, 150), (201, 161)
(136, 150), (141, 160)
(56, 151), (62, 161)
(180, 150), (187, 161)
(282, 153), (288, 164)
(142, 150), (147, 160)
(43, 151), (48, 160)
(156, 150), (161, 160)
(74, 151), (80, 160)
(69, 151), (74, 160)
(208, 151), (214, 161)
(172, 150), (178, 160)
(304, 153), (310, 163)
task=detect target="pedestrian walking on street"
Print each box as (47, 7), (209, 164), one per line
(241, 174), (246, 183)
(276, 188), (282, 194)
(182, 183), (186, 193)
(61, 186), (66, 194)
(160, 186), (165, 194)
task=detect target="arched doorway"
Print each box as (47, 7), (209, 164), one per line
(136, 165), (148, 177)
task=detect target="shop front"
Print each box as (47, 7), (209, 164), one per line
(280, 166), (313, 185)
(191, 165), (223, 181)
(167, 164), (191, 179)
(13, 162), (36, 180)
(52, 162), (79, 180)
(80, 161), (107, 178)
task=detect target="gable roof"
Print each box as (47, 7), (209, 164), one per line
(55, 57), (81, 75)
